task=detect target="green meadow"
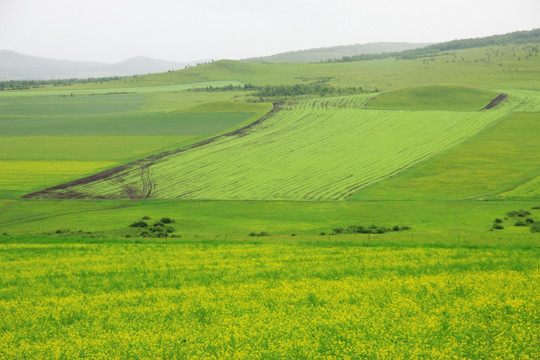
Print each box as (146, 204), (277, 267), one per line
(0, 90), (269, 199)
(0, 35), (539, 358)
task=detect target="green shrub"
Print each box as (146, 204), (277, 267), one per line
(515, 220), (527, 226)
(492, 224), (504, 230)
(525, 218), (534, 224)
(507, 209), (531, 218)
(249, 231), (270, 237)
(161, 217), (174, 224)
(494, 218), (503, 223)
(531, 222), (540, 233)
(129, 221), (148, 228)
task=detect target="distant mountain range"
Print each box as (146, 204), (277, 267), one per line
(1, 42), (433, 80)
(0, 50), (191, 80)
(243, 42), (431, 63)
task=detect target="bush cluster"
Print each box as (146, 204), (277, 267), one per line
(256, 84), (363, 98)
(248, 231), (270, 237)
(506, 209), (531, 218)
(129, 216), (176, 238)
(327, 225), (410, 235)
(493, 207), (538, 232)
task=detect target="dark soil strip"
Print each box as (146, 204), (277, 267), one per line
(482, 93), (507, 110)
(22, 103), (282, 199)
(139, 165), (153, 199)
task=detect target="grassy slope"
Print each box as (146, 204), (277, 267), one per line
(26, 94), (505, 200)
(498, 175), (540, 199)
(2, 44), (538, 92)
(350, 95), (540, 201)
(367, 85), (497, 110)
(243, 42), (429, 63)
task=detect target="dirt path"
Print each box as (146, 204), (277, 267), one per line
(482, 93), (507, 110)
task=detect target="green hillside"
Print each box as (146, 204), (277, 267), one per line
(243, 42), (429, 63)
(5, 39), (539, 92)
(350, 106), (540, 201)
(367, 85), (497, 111)
(26, 91), (511, 201)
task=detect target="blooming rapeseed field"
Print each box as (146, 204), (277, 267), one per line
(0, 237), (537, 359)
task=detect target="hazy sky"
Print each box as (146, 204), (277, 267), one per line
(1, 0), (539, 63)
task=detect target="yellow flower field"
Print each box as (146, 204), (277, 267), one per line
(0, 237), (537, 359)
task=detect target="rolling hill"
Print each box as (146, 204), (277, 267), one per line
(24, 86), (537, 201)
(243, 42), (430, 63)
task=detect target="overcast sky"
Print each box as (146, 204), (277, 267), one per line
(1, 0), (539, 63)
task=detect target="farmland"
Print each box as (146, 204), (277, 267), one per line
(0, 32), (539, 359)
(0, 90), (269, 198)
(25, 91), (512, 200)
(0, 236), (537, 359)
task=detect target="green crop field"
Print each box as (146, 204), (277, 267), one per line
(367, 85), (498, 111)
(0, 90), (269, 199)
(350, 98), (540, 201)
(1, 33), (539, 359)
(25, 92), (510, 200)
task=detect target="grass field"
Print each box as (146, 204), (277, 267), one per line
(0, 91), (270, 199)
(1, 199), (539, 237)
(350, 111), (540, 201)
(0, 236), (537, 359)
